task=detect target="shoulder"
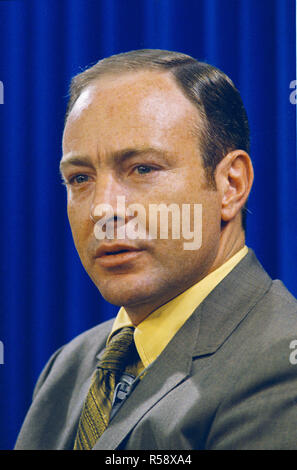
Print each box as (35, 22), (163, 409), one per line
(205, 274), (297, 449)
(230, 248), (297, 335)
(33, 318), (115, 398)
(61, 317), (115, 356)
(251, 278), (297, 337)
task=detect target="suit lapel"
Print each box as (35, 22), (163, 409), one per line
(93, 249), (272, 450)
(192, 249), (272, 357)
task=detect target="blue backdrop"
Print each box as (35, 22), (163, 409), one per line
(0, 0), (296, 450)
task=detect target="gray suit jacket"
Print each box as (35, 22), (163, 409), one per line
(15, 250), (297, 450)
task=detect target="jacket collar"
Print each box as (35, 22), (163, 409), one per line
(193, 248), (272, 356)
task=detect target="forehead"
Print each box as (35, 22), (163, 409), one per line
(63, 70), (201, 155)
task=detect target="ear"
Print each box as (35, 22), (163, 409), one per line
(215, 150), (254, 222)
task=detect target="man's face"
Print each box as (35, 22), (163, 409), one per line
(61, 70), (222, 321)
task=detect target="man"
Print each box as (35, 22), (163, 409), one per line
(15, 50), (297, 450)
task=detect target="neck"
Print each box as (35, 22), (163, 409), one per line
(208, 216), (245, 275)
(125, 216), (245, 326)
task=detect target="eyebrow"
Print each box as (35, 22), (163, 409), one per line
(59, 153), (94, 175)
(112, 147), (172, 164)
(59, 147), (174, 175)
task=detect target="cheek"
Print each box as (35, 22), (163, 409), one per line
(67, 200), (91, 252)
(202, 194), (221, 229)
(67, 201), (80, 235)
(67, 186), (91, 222)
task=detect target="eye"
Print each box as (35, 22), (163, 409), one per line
(69, 174), (90, 185)
(134, 165), (154, 175)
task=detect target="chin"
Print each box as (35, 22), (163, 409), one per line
(95, 277), (160, 309)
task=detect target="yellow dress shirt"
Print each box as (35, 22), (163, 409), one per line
(108, 246), (248, 373)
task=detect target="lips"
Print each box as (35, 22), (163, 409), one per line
(95, 243), (142, 257)
(94, 243), (144, 267)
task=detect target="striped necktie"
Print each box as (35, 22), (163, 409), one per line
(73, 327), (138, 450)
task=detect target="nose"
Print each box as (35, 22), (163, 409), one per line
(90, 173), (127, 224)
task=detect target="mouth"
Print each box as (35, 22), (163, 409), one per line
(94, 244), (144, 267)
(104, 249), (133, 256)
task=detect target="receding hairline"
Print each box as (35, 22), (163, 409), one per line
(66, 67), (203, 128)
(64, 50), (235, 159)
(65, 50), (201, 117)
(66, 65), (202, 124)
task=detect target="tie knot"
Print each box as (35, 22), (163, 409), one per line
(98, 327), (135, 372)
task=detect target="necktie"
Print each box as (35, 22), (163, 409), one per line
(73, 327), (138, 450)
